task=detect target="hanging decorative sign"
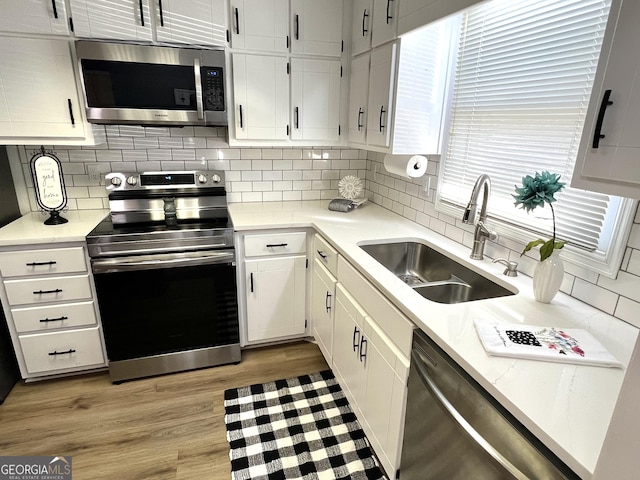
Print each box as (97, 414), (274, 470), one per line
(30, 146), (68, 225)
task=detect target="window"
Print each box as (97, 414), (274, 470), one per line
(436, 0), (636, 278)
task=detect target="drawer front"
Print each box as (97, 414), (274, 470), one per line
(4, 275), (93, 306)
(314, 234), (339, 276)
(19, 327), (105, 375)
(0, 247), (87, 278)
(11, 301), (97, 333)
(244, 232), (307, 257)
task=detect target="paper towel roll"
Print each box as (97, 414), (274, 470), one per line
(383, 154), (427, 178)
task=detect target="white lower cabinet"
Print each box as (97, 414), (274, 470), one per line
(240, 231), (308, 345)
(332, 255), (414, 477)
(311, 260), (336, 363)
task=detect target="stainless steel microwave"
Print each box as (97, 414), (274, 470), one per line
(75, 41), (227, 126)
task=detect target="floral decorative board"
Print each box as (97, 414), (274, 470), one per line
(474, 320), (622, 368)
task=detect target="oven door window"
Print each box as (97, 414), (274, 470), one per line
(94, 262), (238, 361)
(81, 60), (197, 110)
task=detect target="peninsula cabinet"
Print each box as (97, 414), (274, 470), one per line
(230, 0), (289, 53)
(0, 37), (97, 145)
(310, 234), (339, 364)
(0, 0), (70, 36)
(0, 244), (107, 380)
(290, 0), (344, 57)
(571, 0), (640, 199)
(241, 231), (307, 345)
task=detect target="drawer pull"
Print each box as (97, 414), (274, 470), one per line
(250, 272), (254, 293)
(325, 291), (332, 312)
(39, 316), (68, 323)
(33, 288), (63, 295)
(26, 261), (57, 267)
(48, 349), (76, 356)
(317, 250), (328, 260)
(352, 326), (360, 352)
(266, 243), (288, 248)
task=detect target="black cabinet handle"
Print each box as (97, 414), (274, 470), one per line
(250, 272), (254, 293)
(26, 261), (57, 267)
(362, 9), (369, 36)
(33, 289), (62, 295)
(48, 349), (76, 356)
(294, 14), (299, 40)
(158, 0), (164, 27)
(139, 0), (144, 26)
(593, 89), (613, 149)
(325, 292), (332, 313)
(234, 7), (239, 34)
(352, 326), (360, 352)
(317, 250), (327, 260)
(359, 336), (367, 362)
(40, 316), (68, 323)
(266, 243), (288, 248)
(68, 99), (75, 126)
(379, 105), (386, 132)
(386, 0), (394, 24)
(239, 104), (244, 128)
(294, 107), (299, 129)
(51, 0), (58, 19)
(357, 107), (364, 131)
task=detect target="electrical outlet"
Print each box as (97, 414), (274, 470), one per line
(87, 164), (102, 184)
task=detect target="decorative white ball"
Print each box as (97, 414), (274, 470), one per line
(338, 175), (363, 200)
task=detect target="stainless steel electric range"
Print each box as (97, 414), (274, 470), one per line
(86, 171), (240, 383)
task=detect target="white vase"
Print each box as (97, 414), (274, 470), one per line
(532, 249), (564, 303)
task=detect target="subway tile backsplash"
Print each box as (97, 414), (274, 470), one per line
(16, 126), (367, 211)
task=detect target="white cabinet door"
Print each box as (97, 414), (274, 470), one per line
(572, 0), (640, 198)
(351, 0), (373, 56)
(348, 53), (370, 145)
(290, 58), (341, 142)
(366, 42), (396, 148)
(372, 0), (398, 48)
(230, 0), (288, 53)
(245, 255), (306, 343)
(311, 260), (336, 364)
(291, 0), (343, 57)
(155, 0), (228, 46)
(232, 54), (289, 140)
(0, 37), (86, 140)
(0, 0), (69, 35)
(69, 0), (152, 41)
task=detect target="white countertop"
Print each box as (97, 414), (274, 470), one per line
(229, 200), (639, 479)
(0, 210), (109, 247)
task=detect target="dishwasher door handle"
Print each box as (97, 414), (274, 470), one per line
(412, 349), (529, 480)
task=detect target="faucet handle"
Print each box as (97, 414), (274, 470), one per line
(493, 258), (518, 277)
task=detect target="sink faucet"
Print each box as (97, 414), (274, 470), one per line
(462, 174), (497, 260)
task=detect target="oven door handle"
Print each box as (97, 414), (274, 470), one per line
(92, 251), (235, 273)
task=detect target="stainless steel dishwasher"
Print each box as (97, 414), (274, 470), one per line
(400, 330), (580, 479)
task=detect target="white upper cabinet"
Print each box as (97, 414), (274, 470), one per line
(371, 0), (398, 48)
(572, 0), (640, 199)
(0, 37), (89, 143)
(232, 53), (289, 140)
(365, 42), (396, 148)
(230, 0), (288, 53)
(154, 0), (228, 46)
(347, 53), (370, 144)
(69, 0), (153, 42)
(352, 0), (373, 56)
(291, 0), (343, 57)
(290, 58), (342, 142)
(0, 0), (69, 36)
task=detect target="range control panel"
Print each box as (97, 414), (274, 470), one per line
(106, 171), (225, 191)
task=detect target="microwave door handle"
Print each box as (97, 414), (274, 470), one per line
(194, 58), (204, 121)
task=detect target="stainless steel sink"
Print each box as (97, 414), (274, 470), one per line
(359, 241), (516, 304)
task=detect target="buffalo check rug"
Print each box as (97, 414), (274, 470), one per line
(223, 370), (387, 480)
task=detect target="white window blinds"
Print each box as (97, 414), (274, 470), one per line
(438, 0), (613, 251)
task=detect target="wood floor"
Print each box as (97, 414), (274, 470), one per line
(0, 341), (329, 480)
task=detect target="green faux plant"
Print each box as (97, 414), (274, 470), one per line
(513, 171), (565, 262)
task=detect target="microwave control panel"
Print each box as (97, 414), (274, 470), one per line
(202, 67), (225, 111)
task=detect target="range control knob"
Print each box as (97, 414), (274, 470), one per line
(211, 174), (221, 184)
(197, 174), (208, 184)
(126, 175), (138, 186)
(110, 176), (122, 187)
